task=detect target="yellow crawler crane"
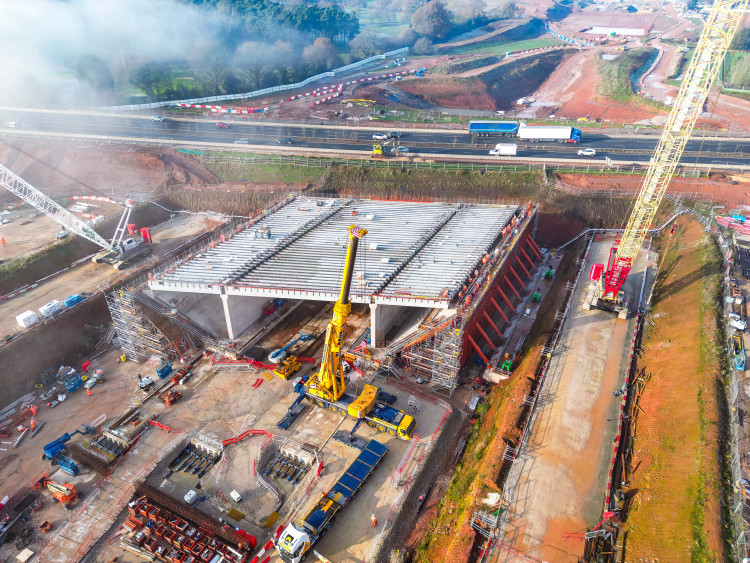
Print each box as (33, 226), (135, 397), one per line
(587, 0), (749, 317)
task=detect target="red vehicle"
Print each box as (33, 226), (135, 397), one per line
(215, 122), (230, 128)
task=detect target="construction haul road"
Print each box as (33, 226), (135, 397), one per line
(496, 237), (654, 562)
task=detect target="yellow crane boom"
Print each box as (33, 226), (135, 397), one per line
(597, 0), (748, 306)
(307, 224), (367, 402)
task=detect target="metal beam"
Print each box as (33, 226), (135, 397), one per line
(482, 310), (503, 340)
(527, 237), (542, 259)
(509, 266), (524, 288)
(490, 296), (509, 323)
(467, 335), (489, 365)
(516, 257), (531, 279)
(521, 247), (535, 271)
(476, 323), (495, 349)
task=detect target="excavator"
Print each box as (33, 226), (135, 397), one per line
(31, 474), (78, 509)
(585, 0), (748, 317)
(298, 225), (416, 440)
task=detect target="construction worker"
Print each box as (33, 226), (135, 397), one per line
(87, 388), (93, 397)
(371, 514), (377, 527)
(30, 418), (35, 431)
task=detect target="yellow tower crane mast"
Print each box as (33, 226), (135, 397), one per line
(591, 0), (748, 314)
(307, 224), (368, 402)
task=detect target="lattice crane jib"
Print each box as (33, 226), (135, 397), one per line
(600, 0), (749, 302)
(0, 163), (113, 252)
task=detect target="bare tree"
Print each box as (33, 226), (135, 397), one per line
(411, 0), (452, 40)
(302, 37), (341, 73)
(234, 41), (273, 90)
(191, 42), (229, 96)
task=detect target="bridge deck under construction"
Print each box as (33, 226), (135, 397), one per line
(149, 196), (519, 309)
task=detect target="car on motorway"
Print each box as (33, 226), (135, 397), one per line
(234, 138), (251, 144)
(150, 116), (166, 122)
(372, 133), (388, 140)
(388, 131), (401, 138)
(216, 122), (230, 128)
(276, 137), (294, 144)
(395, 146), (409, 153)
(577, 148), (596, 157)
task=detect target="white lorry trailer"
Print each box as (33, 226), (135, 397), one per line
(517, 125), (582, 143)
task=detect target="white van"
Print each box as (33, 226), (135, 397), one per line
(230, 490), (242, 502)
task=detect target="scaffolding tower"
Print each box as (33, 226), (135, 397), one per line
(106, 287), (169, 363)
(399, 321), (463, 396)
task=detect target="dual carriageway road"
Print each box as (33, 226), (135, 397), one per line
(2, 108), (750, 167)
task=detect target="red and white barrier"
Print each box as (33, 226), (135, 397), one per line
(251, 539), (275, 563)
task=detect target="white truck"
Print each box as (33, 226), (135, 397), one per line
(488, 144), (517, 156)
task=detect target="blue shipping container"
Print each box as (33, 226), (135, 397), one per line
(63, 294), (83, 308)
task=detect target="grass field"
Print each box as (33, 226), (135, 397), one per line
(355, 5), (409, 36)
(202, 152), (327, 184)
(455, 36), (564, 57)
(723, 51), (750, 89)
(623, 217), (726, 560)
(598, 47), (656, 102)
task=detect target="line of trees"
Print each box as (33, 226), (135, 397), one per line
(74, 0), (519, 103)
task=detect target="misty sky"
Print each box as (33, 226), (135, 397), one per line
(0, 0), (223, 106)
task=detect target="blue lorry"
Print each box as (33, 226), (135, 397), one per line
(469, 121), (583, 143)
(275, 439), (388, 563)
(469, 120), (520, 137)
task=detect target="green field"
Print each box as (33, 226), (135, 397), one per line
(202, 152), (327, 183)
(356, 5), (409, 36)
(598, 47), (656, 102)
(723, 51), (750, 89)
(449, 36), (564, 57)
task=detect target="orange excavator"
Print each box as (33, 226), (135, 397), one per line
(31, 473), (78, 509)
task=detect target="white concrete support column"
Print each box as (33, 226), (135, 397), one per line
(220, 293), (236, 339)
(370, 303), (408, 348)
(220, 294), (268, 340)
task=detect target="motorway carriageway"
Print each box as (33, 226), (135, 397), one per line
(3, 109), (750, 166)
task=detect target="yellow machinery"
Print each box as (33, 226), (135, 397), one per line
(303, 225), (416, 439)
(372, 144), (385, 158)
(274, 356), (302, 379)
(588, 0), (749, 316)
(308, 225), (369, 404)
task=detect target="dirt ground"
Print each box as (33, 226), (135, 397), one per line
(0, 347), (182, 559)
(520, 49), (657, 122)
(497, 236), (651, 562)
(0, 208), (61, 262)
(622, 217), (724, 560)
(0, 142), (219, 200)
(555, 172), (750, 207)
(0, 213), (219, 338)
